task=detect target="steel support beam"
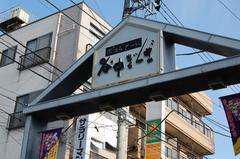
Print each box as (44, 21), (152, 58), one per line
(30, 17), (240, 107)
(25, 55), (240, 121)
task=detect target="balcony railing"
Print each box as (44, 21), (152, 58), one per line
(166, 99), (213, 139)
(7, 111), (26, 130)
(18, 47), (51, 70)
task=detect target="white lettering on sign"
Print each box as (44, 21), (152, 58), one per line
(92, 25), (161, 89)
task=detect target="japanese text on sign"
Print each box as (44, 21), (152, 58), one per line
(73, 116), (89, 159)
(98, 37), (155, 77)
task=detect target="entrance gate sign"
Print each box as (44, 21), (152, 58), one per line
(92, 25), (161, 89)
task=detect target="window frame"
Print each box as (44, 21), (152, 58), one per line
(8, 90), (43, 130)
(0, 46), (17, 67)
(25, 32), (52, 54)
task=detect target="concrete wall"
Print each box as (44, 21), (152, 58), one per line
(0, 13), (60, 159)
(0, 3), (113, 159)
(77, 3), (111, 59)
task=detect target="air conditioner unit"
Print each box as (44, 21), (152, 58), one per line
(0, 7), (30, 32)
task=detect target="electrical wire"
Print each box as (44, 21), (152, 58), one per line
(44, 0), (90, 32)
(216, 0), (240, 23)
(0, 106), (25, 123)
(0, 28), (63, 74)
(67, 0), (110, 32)
(37, 0), (100, 46)
(0, 5), (20, 15)
(0, 126), (21, 146)
(159, 1), (240, 94)
(0, 50), (52, 82)
(176, 50), (205, 56)
(108, 109), (215, 158)
(92, 0), (107, 20)
(160, 0), (240, 93)
(62, 111), (106, 140)
(0, 40), (61, 79)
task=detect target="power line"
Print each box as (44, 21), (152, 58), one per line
(0, 40), (61, 79)
(67, 0), (110, 32)
(0, 126), (22, 146)
(0, 28), (63, 74)
(0, 50), (52, 82)
(0, 5), (20, 15)
(36, 0), (100, 46)
(173, 1), (240, 93)
(176, 50), (205, 56)
(161, 1), (184, 26)
(108, 109), (221, 158)
(216, 0), (240, 23)
(159, 1), (240, 94)
(92, 0), (107, 21)
(44, 0), (91, 32)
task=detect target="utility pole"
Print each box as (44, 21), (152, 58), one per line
(119, 2), (163, 159)
(122, 0), (161, 19)
(122, 0), (130, 19)
(116, 108), (128, 159)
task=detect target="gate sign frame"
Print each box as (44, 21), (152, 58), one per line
(92, 24), (161, 89)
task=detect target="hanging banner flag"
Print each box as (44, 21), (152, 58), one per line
(146, 119), (161, 159)
(220, 93), (240, 156)
(73, 115), (90, 159)
(39, 128), (62, 159)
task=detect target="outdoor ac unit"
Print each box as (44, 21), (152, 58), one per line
(10, 7), (29, 24)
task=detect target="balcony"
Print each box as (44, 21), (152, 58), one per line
(18, 47), (51, 70)
(7, 111), (26, 130)
(165, 99), (215, 155)
(178, 92), (213, 116)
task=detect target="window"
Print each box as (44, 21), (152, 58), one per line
(0, 46), (17, 67)
(7, 90), (42, 129)
(26, 33), (52, 53)
(205, 127), (211, 137)
(186, 111), (192, 123)
(167, 99), (172, 108)
(19, 33), (52, 70)
(171, 100), (178, 111)
(178, 107), (184, 116)
(198, 121), (204, 133)
(192, 118), (199, 129)
(88, 22), (106, 45)
(165, 146), (172, 158)
(172, 149), (177, 159)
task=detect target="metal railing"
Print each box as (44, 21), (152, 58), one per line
(7, 111), (26, 130)
(166, 99), (213, 139)
(18, 47), (51, 70)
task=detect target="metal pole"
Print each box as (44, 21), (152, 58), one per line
(116, 108), (128, 159)
(122, 0), (130, 19)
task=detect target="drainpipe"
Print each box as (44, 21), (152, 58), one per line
(48, 13), (62, 82)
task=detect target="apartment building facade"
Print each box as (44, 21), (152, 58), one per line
(128, 92), (215, 159)
(0, 3), (116, 159)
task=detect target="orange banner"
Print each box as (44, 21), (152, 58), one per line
(146, 142), (161, 159)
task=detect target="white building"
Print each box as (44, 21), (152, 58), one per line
(0, 3), (118, 159)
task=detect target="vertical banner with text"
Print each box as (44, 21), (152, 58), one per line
(73, 115), (90, 159)
(220, 93), (240, 156)
(146, 119), (161, 159)
(39, 128), (62, 159)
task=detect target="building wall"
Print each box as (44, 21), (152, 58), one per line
(0, 3), (113, 159)
(0, 13), (60, 159)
